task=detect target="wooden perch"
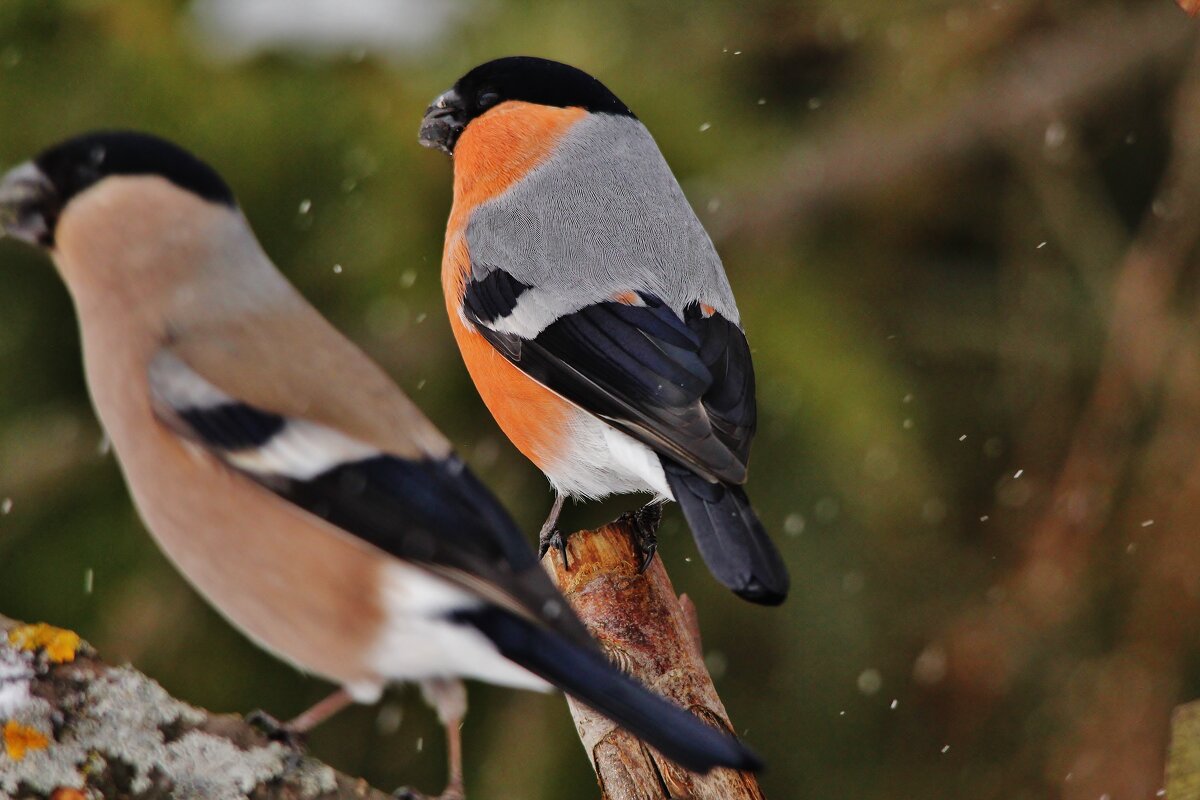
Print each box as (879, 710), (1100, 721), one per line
(542, 518), (765, 800)
(0, 614), (391, 800)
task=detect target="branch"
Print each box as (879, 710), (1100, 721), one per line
(542, 519), (765, 800)
(0, 615), (391, 799)
(709, 2), (1196, 242)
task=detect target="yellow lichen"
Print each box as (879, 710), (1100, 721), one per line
(50, 789), (89, 800)
(7, 622), (81, 663)
(3, 720), (49, 760)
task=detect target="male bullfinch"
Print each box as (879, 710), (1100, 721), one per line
(0, 131), (761, 798)
(419, 57), (790, 606)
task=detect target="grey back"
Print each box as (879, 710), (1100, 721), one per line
(465, 113), (739, 338)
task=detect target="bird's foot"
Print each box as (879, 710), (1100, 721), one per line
(538, 527), (571, 571)
(245, 709), (307, 750)
(393, 785), (465, 800)
(619, 502), (662, 572)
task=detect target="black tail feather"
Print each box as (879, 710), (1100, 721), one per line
(663, 460), (790, 605)
(456, 608), (763, 774)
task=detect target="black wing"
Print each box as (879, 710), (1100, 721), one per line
(465, 273), (756, 484)
(147, 350), (591, 642)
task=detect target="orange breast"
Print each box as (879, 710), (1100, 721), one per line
(446, 285), (575, 473)
(442, 102), (587, 473)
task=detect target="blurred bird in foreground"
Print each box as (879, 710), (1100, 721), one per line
(0, 130), (761, 798)
(420, 56), (789, 605)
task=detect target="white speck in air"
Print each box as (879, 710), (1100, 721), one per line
(807, 97), (822, 110)
(416, 379), (427, 391)
(1014, 469), (1024, 478)
(1, 498), (12, 515)
(98, 434), (112, 456)
(298, 199), (312, 214)
(756, 97), (767, 105)
(1037, 241), (1047, 249)
(857, 669), (882, 695)
(332, 264), (343, 274)
(698, 122), (712, 132)
(84, 568), (94, 595)
(902, 393), (914, 403)
(400, 269), (417, 288)
(913, 645), (947, 685)
(958, 434), (967, 442)
(902, 418), (915, 430)
(707, 197), (721, 213)
(416, 736), (423, 752)
(376, 702), (403, 735)
(1044, 121), (1067, 149)
(784, 513), (805, 536)
(1141, 519), (1155, 527)
(941, 745), (950, 754)
(890, 699), (898, 710)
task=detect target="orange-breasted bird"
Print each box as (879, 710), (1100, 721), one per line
(419, 56), (789, 605)
(0, 130), (761, 798)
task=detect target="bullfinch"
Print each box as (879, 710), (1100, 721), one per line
(419, 56), (790, 606)
(0, 130), (761, 797)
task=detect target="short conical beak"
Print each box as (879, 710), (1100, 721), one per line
(0, 161), (55, 247)
(418, 89), (465, 156)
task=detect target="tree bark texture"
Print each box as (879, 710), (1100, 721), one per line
(542, 519), (765, 800)
(0, 614), (391, 800)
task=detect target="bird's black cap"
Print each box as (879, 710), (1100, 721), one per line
(35, 130), (236, 212)
(453, 56), (635, 119)
(420, 57), (636, 155)
(0, 131), (237, 247)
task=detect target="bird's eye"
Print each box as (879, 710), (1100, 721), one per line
(477, 91), (500, 109)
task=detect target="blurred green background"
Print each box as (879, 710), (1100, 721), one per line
(2, 0), (1200, 797)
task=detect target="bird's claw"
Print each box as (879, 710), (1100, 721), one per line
(245, 709), (307, 750)
(538, 528), (570, 570)
(620, 503), (662, 573)
(636, 535), (658, 573)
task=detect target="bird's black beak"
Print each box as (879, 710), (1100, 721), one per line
(0, 161), (55, 247)
(419, 89), (465, 156)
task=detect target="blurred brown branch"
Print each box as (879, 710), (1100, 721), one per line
(543, 519), (764, 800)
(929, 34), (1200, 800)
(712, 2), (1197, 242)
(0, 614), (394, 800)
